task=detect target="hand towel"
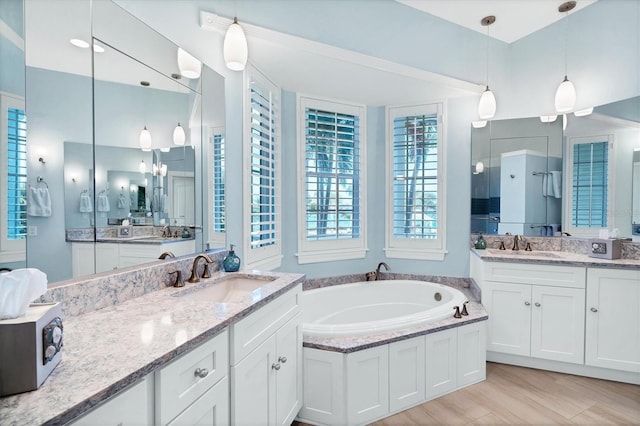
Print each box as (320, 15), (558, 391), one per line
(550, 171), (562, 198)
(97, 193), (110, 212)
(542, 174), (549, 197)
(117, 194), (128, 209)
(27, 186), (52, 217)
(79, 194), (92, 213)
(161, 194), (168, 213)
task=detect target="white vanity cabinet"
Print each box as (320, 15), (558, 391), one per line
(585, 268), (640, 373)
(230, 287), (302, 426)
(155, 330), (229, 425)
(482, 262), (586, 364)
(69, 374), (154, 426)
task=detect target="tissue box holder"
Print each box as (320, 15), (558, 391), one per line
(588, 238), (621, 260)
(0, 302), (62, 396)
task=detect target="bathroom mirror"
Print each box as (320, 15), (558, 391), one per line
(471, 118), (562, 236)
(19, 0), (225, 283)
(633, 150), (640, 228)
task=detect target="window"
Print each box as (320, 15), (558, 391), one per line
(208, 128), (225, 247)
(243, 67), (281, 269)
(1, 93), (26, 262)
(385, 103), (446, 260)
(565, 135), (612, 235)
(297, 96), (366, 264)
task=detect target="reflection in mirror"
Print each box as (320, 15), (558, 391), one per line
(471, 118), (562, 236)
(633, 149), (640, 242)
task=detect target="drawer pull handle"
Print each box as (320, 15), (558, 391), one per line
(590, 307), (598, 312)
(272, 363), (281, 371)
(278, 356), (287, 364)
(524, 301), (531, 306)
(534, 302), (541, 307)
(194, 368), (209, 378)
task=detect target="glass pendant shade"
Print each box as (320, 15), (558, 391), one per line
(139, 126), (152, 151)
(139, 160), (146, 173)
(173, 122), (186, 146)
(475, 161), (484, 174)
(478, 87), (496, 119)
(555, 76), (576, 113)
(223, 18), (248, 71)
(177, 48), (201, 79)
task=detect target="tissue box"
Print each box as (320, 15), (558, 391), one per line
(0, 303), (62, 396)
(588, 238), (621, 260)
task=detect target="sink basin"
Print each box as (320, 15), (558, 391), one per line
(485, 249), (563, 259)
(174, 276), (277, 303)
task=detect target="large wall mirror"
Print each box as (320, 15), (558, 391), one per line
(471, 96), (640, 239)
(1, 0), (226, 283)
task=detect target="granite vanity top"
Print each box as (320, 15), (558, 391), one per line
(94, 236), (195, 244)
(0, 270), (304, 426)
(471, 247), (640, 269)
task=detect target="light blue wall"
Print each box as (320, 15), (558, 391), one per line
(0, 0), (24, 96)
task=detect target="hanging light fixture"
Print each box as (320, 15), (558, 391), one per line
(223, 17), (248, 71)
(555, 1), (577, 113)
(478, 15), (497, 120)
(177, 48), (201, 79)
(139, 126), (152, 151)
(173, 123), (186, 146)
(139, 160), (147, 173)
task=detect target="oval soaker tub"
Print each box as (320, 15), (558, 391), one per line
(301, 280), (467, 337)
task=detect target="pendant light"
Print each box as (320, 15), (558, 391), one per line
(555, 1), (577, 113)
(139, 160), (147, 174)
(223, 17), (248, 71)
(171, 73), (187, 146)
(478, 15), (497, 120)
(139, 81), (152, 151)
(177, 48), (201, 79)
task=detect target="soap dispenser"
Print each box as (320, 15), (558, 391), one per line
(223, 244), (241, 272)
(474, 234), (487, 250)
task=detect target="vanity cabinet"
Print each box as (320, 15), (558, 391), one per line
(230, 287), (302, 426)
(482, 262), (586, 364)
(69, 374), (154, 426)
(585, 268), (640, 373)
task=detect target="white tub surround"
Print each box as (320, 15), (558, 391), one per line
(297, 280), (487, 426)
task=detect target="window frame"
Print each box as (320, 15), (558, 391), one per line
(563, 134), (614, 238)
(207, 126), (225, 248)
(0, 92), (26, 263)
(384, 102), (447, 261)
(296, 95), (367, 264)
(242, 66), (282, 270)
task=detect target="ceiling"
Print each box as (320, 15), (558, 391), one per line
(396, 0), (598, 43)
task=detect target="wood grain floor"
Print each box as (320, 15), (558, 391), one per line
(295, 362), (640, 425)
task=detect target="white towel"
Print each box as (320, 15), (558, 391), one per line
(550, 171), (562, 198)
(117, 194), (128, 209)
(542, 174), (549, 197)
(27, 186), (52, 217)
(161, 194), (168, 213)
(97, 193), (110, 212)
(79, 194), (92, 213)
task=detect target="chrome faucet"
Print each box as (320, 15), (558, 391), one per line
(511, 235), (522, 251)
(375, 262), (390, 280)
(158, 251), (175, 260)
(188, 254), (214, 283)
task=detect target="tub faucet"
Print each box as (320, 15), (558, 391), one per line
(375, 262), (390, 280)
(188, 254), (213, 283)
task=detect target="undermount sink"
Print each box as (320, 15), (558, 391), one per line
(485, 248), (563, 259)
(174, 275), (277, 303)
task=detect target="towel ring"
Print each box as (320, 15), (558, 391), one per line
(81, 189), (88, 195)
(36, 176), (48, 188)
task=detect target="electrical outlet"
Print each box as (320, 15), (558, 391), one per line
(28, 226), (38, 236)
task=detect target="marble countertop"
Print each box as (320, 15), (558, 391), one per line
(471, 248), (640, 269)
(0, 270), (304, 426)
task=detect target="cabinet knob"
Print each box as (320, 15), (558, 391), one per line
(534, 302), (541, 307)
(194, 367), (209, 378)
(278, 356), (287, 364)
(524, 301), (531, 306)
(590, 307), (598, 313)
(272, 363), (281, 371)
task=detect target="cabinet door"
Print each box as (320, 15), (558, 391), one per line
(71, 375), (153, 426)
(389, 336), (426, 413)
(531, 285), (585, 364)
(425, 328), (456, 400)
(95, 243), (119, 273)
(457, 321), (487, 387)
(586, 269), (640, 372)
(71, 243), (95, 277)
(484, 281), (531, 356)
(275, 315), (302, 426)
(231, 336), (277, 426)
(167, 377), (229, 426)
(346, 345), (389, 425)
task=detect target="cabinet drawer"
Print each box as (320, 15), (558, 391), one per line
(230, 286), (300, 364)
(485, 261), (585, 288)
(167, 376), (229, 426)
(155, 330), (229, 425)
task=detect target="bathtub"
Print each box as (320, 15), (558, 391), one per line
(300, 280), (467, 337)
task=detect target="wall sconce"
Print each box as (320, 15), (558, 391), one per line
(152, 162), (167, 177)
(139, 160), (147, 174)
(473, 161), (485, 175)
(38, 156), (46, 164)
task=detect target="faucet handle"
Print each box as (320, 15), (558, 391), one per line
(461, 301), (469, 316)
(453, 306), (462, 319)
(525, 242), (532, 251)
(202, 262), (212, 279)
(169, 270), (185, 288)
(498, 241), (506, 250)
